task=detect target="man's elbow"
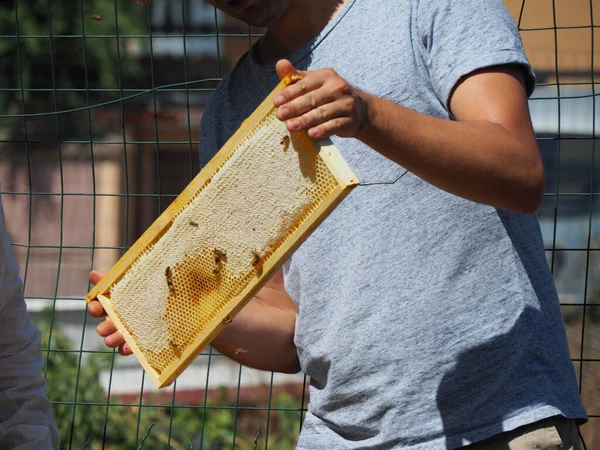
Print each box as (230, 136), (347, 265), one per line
(255, 352), (300, 374)
(256, 336), (301, 374)
(274, 342), (302, 374)
(514, 160), (545, 214)
(279, 358), (302, 374)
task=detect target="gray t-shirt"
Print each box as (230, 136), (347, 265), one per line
(200, 0), (588, 448)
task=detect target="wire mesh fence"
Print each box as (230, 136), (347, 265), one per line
(0, 0), (598, 448)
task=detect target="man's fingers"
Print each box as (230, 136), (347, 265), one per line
(88, 270), (107, 316)
(97, 317), (118, 337)
(89, 270), (106, 286)
(278, 85), (341, 124)
(118, 342), (133, 356)
(92, 306), (132, 355)
(275, 77), (325, 110)
(88, 300), (106, 318)
(308, 117), (353, 139)
(274, 60), (315, 107)
(104, 331), (126, 349)
(286, 104), (342, 133)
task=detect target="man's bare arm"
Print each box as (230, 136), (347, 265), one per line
(88, 269), (300, 374)
(210, 269), (300, 373)
(274, 61), (544, 214)
(356, 65), (543, 213)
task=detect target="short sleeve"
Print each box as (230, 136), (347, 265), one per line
(417, 0), (536, 109)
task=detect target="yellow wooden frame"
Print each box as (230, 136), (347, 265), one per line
(85, 75), (359, 388)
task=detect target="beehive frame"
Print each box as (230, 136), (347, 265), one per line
(85, 75), (359, 388)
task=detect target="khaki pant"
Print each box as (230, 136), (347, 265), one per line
(465, 416), (581, 450)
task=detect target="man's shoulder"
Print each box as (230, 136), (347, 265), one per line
(200, 50), (279, 160)
(203, 61), (246, 120)
(204, 50), (256, 106)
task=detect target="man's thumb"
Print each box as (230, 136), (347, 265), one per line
(89, 270), (106, 286)
(276, 59), (298, 81)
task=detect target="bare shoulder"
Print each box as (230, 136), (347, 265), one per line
(449, 64), (534, 134)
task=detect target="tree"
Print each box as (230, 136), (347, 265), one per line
(0, 0), (146, 117)
(0, 0), (148, 208)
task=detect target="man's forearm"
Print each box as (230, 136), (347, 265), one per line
(211, 289), (300, 374)
(356, 91), (544, 213)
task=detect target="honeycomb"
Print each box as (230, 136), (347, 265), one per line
(105, 110), (346, 380)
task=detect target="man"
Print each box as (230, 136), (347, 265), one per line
(0, 190), (60, 449)
(89, 0), (588, 448)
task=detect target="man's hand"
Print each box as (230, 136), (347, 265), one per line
(274, 59), (369, 140)
(88, 270), (132, 356)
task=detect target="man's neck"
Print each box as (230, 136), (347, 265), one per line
(257, 0), (349, 65)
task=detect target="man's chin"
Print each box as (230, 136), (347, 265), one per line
(237, 13), (277, 28)
(229, 2), (283, 28)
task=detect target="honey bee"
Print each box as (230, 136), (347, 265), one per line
(165, 266), (175, 292)
(214, 248), (227, 264)
(189, 220), (198, 227)
(288, 74), (303, 84)
(280, 135), (291, 150)
(213, 268), (220, 275)
(90, 14), (102, 20)
(169, 340), (181, 357)
(222, 316), (233, 325)
(234, 348), (249, 356)
(251, 250), (261, 267)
